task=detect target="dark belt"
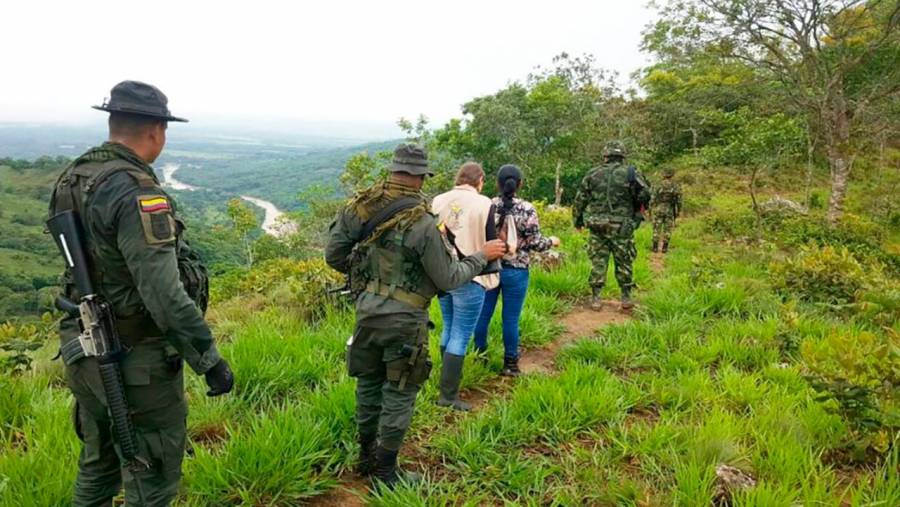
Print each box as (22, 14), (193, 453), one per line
(59, 316), (163, 365)
(117, 315), (163, 341)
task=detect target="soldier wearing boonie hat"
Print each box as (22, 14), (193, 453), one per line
(50, 80), (233, 506)
(326, 143), (506, 489)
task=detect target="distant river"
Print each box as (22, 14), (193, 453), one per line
(160, 163), (293, 237)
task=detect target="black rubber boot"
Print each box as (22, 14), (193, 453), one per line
(436, 353), (472, 411)
(500, 356), (521, 377)
(356, 433), (378, 476)
(621, 288), (635, 310)
(661, 241), (669, 253)
(652, 240), (659, 253)
(591, 287), (603, 310)
(373, 446), (421, 489)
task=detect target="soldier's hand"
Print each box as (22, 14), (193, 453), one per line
(482, 239), (508, 261)
(575, 227), (583, 233)
(205, 359), (234, 397)
(549, 236), (561, 247)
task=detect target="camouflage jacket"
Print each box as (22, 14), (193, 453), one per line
(651, 178), (682, 218)
(573, 161), (651, 230)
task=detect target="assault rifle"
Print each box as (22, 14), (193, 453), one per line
(47, 210), (152, 478)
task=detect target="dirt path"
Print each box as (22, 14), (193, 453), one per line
(649, 251), (665, 274)
(518, 302), (630, 375)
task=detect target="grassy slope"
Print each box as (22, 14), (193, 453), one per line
(1, 170), (898, 506)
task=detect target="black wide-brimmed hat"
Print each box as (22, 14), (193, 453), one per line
(92, 80), (188, 122)
(390, 143), (432, 176)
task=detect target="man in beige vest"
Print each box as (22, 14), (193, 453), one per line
(432, 162), (500, 411)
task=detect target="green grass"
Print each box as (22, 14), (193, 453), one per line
(2, 177), (899, 505)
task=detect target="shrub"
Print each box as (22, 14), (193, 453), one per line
(771, 245), (873, 306)
(211, 258), (343, 320)
(808, 190), (825, 210)
(531, 201), (573, 235)
(801, 329), (900, 457)
(0, 313), (54, 375)
(767, 213), (897, 274)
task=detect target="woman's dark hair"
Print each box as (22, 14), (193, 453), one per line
(496, 164), (523, 218)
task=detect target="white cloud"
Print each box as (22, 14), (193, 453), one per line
(0, 0), (655, 137)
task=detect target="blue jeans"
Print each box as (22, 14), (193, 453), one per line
(474, 267), (530, 359)
(438, 281), (487, 356)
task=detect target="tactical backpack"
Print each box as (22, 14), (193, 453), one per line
(655, 181), (679, 205)
(348, 196), (431, 309)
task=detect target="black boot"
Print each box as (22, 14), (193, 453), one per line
(652, 240), (659, 253)
(356, 433), (378, 476)
(591, 287), (603, 310)
(373, 446), (421, 489)
(621, 287), (635, 311)
(500, 356), (521, 377)
(661, 241), (669, 253)
(437, 352), (472, 411)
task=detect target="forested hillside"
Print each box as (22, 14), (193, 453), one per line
(0, 157), (66, 318)
(171, 140), (396, 211)
(1, 0), (898, 505)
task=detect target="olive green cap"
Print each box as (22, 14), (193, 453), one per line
(391, 143), (432, 176)
(92, 80), (188, 122)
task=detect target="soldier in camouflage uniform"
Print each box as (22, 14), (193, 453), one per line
(325, 144), (505, 488)
(651, 167), (682, 253)
(49, 81), (234, 506)
(573, 141), (651, 311)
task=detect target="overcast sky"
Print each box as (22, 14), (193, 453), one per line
(0, 0), (656, 138)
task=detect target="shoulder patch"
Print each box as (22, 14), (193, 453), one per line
(137, 194), (176, 245)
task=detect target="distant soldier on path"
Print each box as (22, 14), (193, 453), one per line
(49, 81), (233, 506)
(573, 141), (650, 311)
(325, 144), (505, 488)
(651, 167), (682, 253)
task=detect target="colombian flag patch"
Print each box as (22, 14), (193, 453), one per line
(139, 196), (170, 213)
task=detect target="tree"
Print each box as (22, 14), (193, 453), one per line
(339, 151), (391, 195)
(227, 198), (257, 267)
(702, 109), (806, 230)
(427, 53), (629, 203)
(653, 0), (900, 222)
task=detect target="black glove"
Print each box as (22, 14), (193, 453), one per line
(204, 359), (234, 397)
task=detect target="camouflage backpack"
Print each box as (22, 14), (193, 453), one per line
(654, 180), (680, 206)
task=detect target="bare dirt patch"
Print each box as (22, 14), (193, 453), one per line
(310, 477), (367, 507)
(519, 303), (630, 375)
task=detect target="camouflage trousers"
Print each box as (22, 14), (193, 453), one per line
(651, 213), (676, 246)
(65, 338), (187, 507)
(587, 232), (636, 291)
(347, 324), (432, 451)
